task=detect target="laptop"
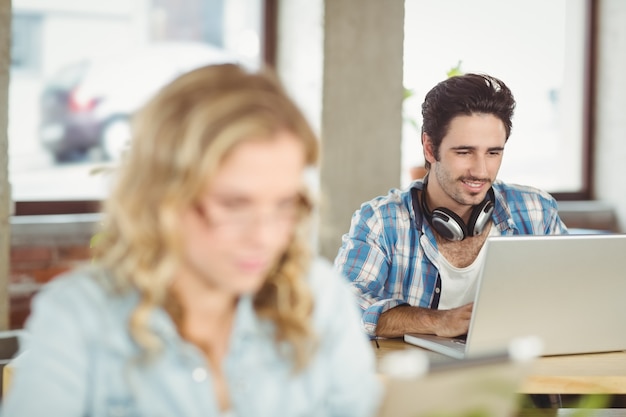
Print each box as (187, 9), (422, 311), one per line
(404, 233), (626, 359)
(375, 338), (538, 417)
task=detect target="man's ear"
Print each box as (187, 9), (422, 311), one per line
(422, 133), (436, 164)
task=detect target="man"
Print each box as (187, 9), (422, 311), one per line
(334, 73), (568, 339)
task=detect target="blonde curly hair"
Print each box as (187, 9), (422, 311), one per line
(93, 63), (319, 371)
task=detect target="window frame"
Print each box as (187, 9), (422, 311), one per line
(12, 0), (595, 215)
(551, 0), (597, 201)
(401, 0), (597, 202)
(12, 0), (278, 216)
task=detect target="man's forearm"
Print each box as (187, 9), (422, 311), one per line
(375, 303), (473, 338)
(375, 305), (438, 338)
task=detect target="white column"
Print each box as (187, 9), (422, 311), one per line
(276, 0), (405, 261)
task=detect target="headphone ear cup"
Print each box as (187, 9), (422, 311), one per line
(431, 208), (468, 241)
(467, 199), (494, 237)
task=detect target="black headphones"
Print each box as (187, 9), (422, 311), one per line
(418, 177), (495, 241)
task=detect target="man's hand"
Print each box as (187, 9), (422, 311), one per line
(376, 302), (474, 338)
(433, 302), (473, 337)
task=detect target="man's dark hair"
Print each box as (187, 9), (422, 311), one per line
(421, 73), (516, 170)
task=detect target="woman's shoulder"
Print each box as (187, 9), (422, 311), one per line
(306, 257), (359, 319)
(307, 257), (344, 290)
(28, 266), (135, 333)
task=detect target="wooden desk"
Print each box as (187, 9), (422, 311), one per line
(372, 338), (626, 395)
(518, 410), (626, 417)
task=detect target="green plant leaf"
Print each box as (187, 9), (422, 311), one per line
(447, 60), (464, 78)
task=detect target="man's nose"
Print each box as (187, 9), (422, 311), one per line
(470, 154), (488, 177)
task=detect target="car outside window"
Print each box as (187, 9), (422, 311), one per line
(9, 0), (265, 208)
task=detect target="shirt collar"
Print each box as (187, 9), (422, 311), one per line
(148, 293), (265, 343)
(412, 178), (519, 237)
(490, 181), (519, 234)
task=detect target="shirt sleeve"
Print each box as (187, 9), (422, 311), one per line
(334, 203), (408, 336)
(545, 196), (569, 234)
(309, 259), (383, 417)
(0, 277), (92, 417)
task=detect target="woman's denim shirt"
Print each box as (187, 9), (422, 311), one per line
(1, 258), (382, 417)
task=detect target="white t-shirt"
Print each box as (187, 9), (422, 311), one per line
(437, 225), (498, 310)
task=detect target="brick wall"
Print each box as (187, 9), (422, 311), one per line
(9, 214), (99, 329)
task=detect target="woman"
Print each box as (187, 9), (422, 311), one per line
(1, 64), (381, 416)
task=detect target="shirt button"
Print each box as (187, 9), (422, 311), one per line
(435, 288), (440, 294)
(192, 367), (208, 382)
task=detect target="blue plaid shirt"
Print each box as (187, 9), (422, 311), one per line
(334, 179), (568, 336)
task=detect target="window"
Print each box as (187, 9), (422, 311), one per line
(11, 14), (43, 73)
(402, 0), (593, 199)
(9, 0), (273, 214)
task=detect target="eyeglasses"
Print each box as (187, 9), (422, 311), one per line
(193, 194), (311, 236)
